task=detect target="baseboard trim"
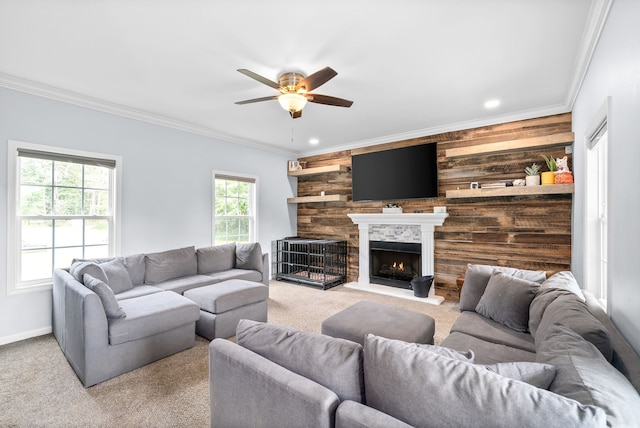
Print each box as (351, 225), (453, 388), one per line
(0, 326), (52, 346)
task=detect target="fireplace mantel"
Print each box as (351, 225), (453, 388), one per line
(348, 213), (448, 304)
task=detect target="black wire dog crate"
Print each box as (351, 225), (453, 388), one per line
(272, 238), (347, 289)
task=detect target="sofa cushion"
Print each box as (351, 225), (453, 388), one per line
(83, 274), (126, 319)
(236, 319), (365, 403)
(108, 291), (200, 345)
(205, 268), (263, 284)
(475, 271), (540, 332)
(115, 285), (164, 301)
(416, 344), (474, 363)
(535, 293), (613, 361)
(540, 271), (585, 301)
(529, 287), (573, 337)
(441, 331), (537, 365)
(144, 246), (197, 284)
(459, 264), (546, 311)
(197, 243), (236, 274)
(364, 334), (606, 428)
(449, 311), (536, 352)
(484, 361), (556, 389)
(100, 258), (134, 294)
(235, 242), (263, 272)
(336, 400), (413, 428)
(70, 261), (108, 284)
(152, 274), (219, 295)
(537, 323), (640, 427)
(122, 253), (146, 285)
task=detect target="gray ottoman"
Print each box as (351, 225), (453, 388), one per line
(183, 279), (268, 340)
(321, 300), (435, 346)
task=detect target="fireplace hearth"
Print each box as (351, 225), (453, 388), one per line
(369, 241), (421, 289)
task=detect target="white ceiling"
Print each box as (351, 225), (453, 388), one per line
(0, 0), (610, 156)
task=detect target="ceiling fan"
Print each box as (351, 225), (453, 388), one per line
(235, 67), (353, 119)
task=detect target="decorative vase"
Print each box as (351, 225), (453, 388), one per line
(525, 175), (540, 186)
(541, 171), (555, 185)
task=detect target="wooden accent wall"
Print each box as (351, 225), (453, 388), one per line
(294, 113), (573, 300)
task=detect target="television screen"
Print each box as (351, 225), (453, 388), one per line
(351, 143), (438, 202)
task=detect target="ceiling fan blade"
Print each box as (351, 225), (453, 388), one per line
(300, 67), (338, 92)
(235, 95), (278, 105)
(290, 110), (302, 119)
(307, 94), (353, 108)
(237, 69), (280, 89)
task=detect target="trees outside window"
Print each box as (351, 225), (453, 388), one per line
(7, 141), (120, 294)
(213, 173), (256, 244)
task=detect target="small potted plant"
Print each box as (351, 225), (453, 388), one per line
(541, 155), (557, 185)
(525, 163), (541, 186)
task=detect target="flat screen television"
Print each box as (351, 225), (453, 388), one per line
(351, 143), (438, 202)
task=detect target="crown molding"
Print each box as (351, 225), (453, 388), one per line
(564, 0), (614, 110)
(0, 73), (298, 157)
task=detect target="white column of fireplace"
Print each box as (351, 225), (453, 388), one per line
(348, 213), (448, 305)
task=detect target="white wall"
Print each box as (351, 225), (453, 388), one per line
(572, 0), (640, 355)
(0, 87), (297, 344)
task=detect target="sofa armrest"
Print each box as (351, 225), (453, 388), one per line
(52, 269), (110, 385)
(336, 401), (413, 428)
(210, 338), (339, 428)
(261, 252), (269, 286)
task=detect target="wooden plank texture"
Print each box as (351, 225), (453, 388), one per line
(445, 132), (574, 158)
(293, 113), (573, 300)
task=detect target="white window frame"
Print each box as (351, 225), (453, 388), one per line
(212, 170), (258, 245)
(583, 98), (610, 311)
(6, 140), (122, 295)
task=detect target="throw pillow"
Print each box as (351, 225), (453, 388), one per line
(235, 242), (263, 271)
(537, 323), (640, 427)
(100, 258), (134, 294)
(475, 271), (540, 332)
(540, 271), (585, 301)
(484, 361), (556, 389)
(144, 246), (197, 284)
(69, 261), (108, 285)
(236, 319), (365, 403)
(459, 264), (546, 312)
(363, 335), (605, 428)
(197, 243), (236, 274)
(83, 274), (126, 319)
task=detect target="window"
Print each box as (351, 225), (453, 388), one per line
(213, 172), (257, 244)
(584, 99), (610, 310)
(6, 141), (121, 294)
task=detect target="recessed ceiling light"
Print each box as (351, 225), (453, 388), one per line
(484, 99), (500, 109)
(309, 138), (320, 145)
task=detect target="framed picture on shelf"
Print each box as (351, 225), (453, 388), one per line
(288, 160), (301, 171)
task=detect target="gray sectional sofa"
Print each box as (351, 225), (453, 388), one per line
(208, 265), (640, 427)
(53, 242), (268, 387)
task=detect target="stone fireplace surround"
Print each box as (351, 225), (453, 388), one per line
(347, 213), (448, 305)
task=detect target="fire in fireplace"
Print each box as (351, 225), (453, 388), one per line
(369, 241), (421, 289)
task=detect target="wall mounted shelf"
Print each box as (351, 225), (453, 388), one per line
(287, 194), (348, 204)
(288, 164), (349, 177)
(446, 183), (574, 199)
(445, 132), (575, 158)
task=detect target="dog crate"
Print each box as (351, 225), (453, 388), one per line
(272, 238), (347, 289)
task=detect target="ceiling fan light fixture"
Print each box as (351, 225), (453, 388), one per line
(278, 93), (307, 113)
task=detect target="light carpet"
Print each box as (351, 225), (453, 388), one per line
(0, 280), (460, 428)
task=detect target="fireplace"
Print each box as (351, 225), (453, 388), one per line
(347, 213), (448, 305)
(370, 241), (421, 289)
